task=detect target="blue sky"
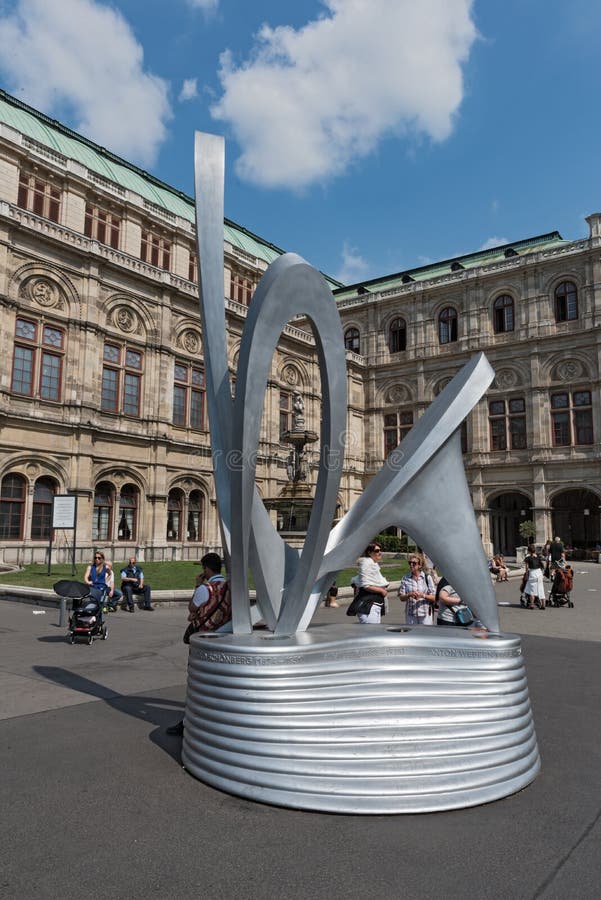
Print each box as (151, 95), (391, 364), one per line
(0, 0), (599, 283)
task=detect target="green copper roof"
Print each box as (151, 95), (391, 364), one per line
(333, 232), (570, 300)
(0, 88), (294, 270)
(0, 89), (570, 295)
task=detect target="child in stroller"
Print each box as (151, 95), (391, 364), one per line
(549, 565), (574, 608)
(53, 580), (109, 644)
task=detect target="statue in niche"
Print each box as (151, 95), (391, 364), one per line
(286, 447), (308, 483)
(292, 390), (305, 430)
(286, 450), (295, 482)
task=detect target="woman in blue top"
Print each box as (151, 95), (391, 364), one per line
(84, 551), (108, 608)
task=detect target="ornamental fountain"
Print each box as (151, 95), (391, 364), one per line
(265, 389), (319, 542)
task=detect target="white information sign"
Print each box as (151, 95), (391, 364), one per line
(52, 495), (77, 529)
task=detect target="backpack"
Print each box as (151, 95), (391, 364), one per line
(183, 579), (231, 643)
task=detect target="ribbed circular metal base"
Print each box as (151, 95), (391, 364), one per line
(181, 625), (540, 814)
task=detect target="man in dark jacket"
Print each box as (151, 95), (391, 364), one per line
(120, 556), (153, 611)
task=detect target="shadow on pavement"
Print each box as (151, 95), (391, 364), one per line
(33, 665), (185, 762)
(37, 635), (74, 642)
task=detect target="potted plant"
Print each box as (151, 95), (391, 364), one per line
(518, 520), (536, 544)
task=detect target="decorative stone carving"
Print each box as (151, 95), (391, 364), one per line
(495, 368), (519, 390)
(282, 365), (299, 386)
(115, 306), (137, 333)
(26, 278), (60, 308)
(555, 359), (583, 382)
(182, 330), (201, 354)
(26, 463), (39, 477)
(386, 384), (408, 404)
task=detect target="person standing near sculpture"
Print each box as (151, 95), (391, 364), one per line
(353, 543), (388, 624)
(549, 536), (566, 570)
(398, 554), (436, 625)
(166, 552), (232, 736)
(324, 581), (340, 608)
(120, 556), (153, 611)
(523, 544), (546, 610)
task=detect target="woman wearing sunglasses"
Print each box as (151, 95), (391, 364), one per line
(353, 543), (389, 624)
(398, 553), (436, 625)
(84, 551), (109, 619)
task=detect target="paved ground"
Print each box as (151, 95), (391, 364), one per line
(1, 565), (601, 899)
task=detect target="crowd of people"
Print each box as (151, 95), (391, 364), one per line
(339, 544), (481, 629)
(331, 534), (574, 625)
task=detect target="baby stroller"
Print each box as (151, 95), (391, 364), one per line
(53, 580), (108, 644)
(549, 565), (574, 608)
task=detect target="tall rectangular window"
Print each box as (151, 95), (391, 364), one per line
(11, 318), (64, 401)
(141, 228), (171, 270)
(552, 391), (593, 446)
(383, 411), (413, 456)
(230, 270), (255, 305)
(489, 398), (527, 451)
(508, 398), (527, 449)
(280, 391), (291, 436)
(188, 248), (197, 283)
(18, 171), (61, 222)
(101, 343), (143, 417)
(84, 203), (121, 248)
(173, 363), (205, 429)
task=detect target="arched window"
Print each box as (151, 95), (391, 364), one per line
(0, 473), (26, 539)
(187, 490), (203, 542)
(389, 317), (407, 353)
(344, 327), (360, 353)
(493, 295), (514, 333)
(555, 281), (578, 322)
(93, 481), (114, 541)
(167, 489), (183, 541)
(31, 476), (56, 540)
(438, 307), (458, 344)
(118, 484), (138, 542)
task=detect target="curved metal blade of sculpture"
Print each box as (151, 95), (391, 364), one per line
(194, 132), (499, 636)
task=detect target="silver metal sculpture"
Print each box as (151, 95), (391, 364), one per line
(182, 132), (540, 813)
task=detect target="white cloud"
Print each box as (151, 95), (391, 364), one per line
(335, 242), (370, 285)
(479, 236), (510, 251)
(211, 0), (477, 189)
(0, 0), (171, 167)
(179, 78), (198, 102)
(187, 0), (219, 11)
